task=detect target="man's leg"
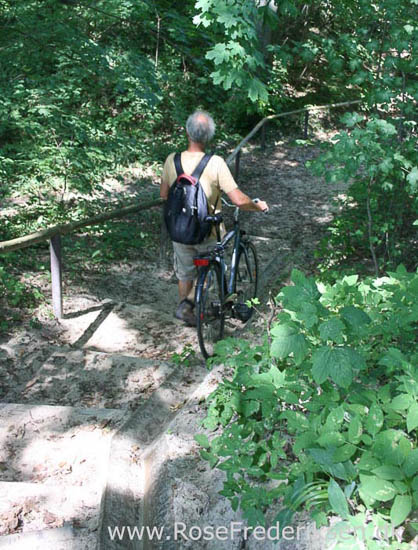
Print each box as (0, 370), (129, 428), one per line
(178, 279), (194, 302)
(175, 279), (196, 325)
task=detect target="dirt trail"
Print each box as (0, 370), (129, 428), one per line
(0, 140), (344, 549)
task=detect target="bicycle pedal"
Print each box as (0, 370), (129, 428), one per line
(233, 303), (252, 322)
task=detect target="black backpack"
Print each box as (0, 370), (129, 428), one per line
(164, 153), (213, 245)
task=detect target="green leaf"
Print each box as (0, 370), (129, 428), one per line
(194, 434), (210, 448)
(307, 448), (349, 480)
(248, 78), (268, 103)
(341, 112), (364, 127)
(342, 275), (359, 286)
(246, 384), (275, 401)
(326, 406), (345, 427)
(390, 495), (412, 527)
(380, 348), (407, 370)
(242, 400), (260, 417)
(293, 432), (317, 454)
(296, 303), (318, 329)
(407, 402), (418, 433)
(365, 403), (384, 436)
(348, 416), (363, 444)
(404, 449), (418, 477)
(319, 319), (345, 343)
(407, 166), (418, 191)
(333, 444), (356, 463)
(357, 451), (380, 471)
(391, 393), (413, 410)
(311, 347), (332, 384)
(200, 449), (218, 468)
(318, 432), (345, 448)
(372, 465), (404, 480)
(373, 430), (409, 466)
(291, 269), (309, 286)
(244, 506), (265, 527)
(312, 346), (363, 387)
(250, 363), (285, 387)
(328, 479), (350, 519)
(277, 388), (299, 404)
(359, 475), (396, 502)
(270, 323), (308, 365)
(340, 306), (371, 328)
(282, 275), (320, 307)
(282, 410), (309, 431)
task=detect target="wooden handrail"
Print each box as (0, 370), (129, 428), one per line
(226, 99), (361, 164)
(0, 198), (163, 254)
(0, 98), (361, 317)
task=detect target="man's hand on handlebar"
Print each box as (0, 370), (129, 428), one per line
(225, 189), (269, 212)
(253, 198), (269, 212)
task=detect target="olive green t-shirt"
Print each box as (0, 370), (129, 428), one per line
(162, 151), (237, 211)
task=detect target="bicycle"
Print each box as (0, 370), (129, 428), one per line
(193, 199), (265, 359)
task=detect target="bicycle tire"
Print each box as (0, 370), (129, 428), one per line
(195, 262), (225, 359)
(235, 241), (258, 311)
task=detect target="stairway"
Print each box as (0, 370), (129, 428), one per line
(0, 290), (214, 549)
(0, 231), (293, 549)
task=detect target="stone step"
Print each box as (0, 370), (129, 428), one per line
(58, 302), (197, 359)
(97, 359), (211, 550)
(0, 334), (54, 403)
(0, 403), (125, 542)
(2, 349), (179, 411)
(0, 524), (94, 549)
(0, 482), (97, 537)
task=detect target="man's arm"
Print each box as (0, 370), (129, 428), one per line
(227, 188), (268, 212)
(160, 178), (169, 200)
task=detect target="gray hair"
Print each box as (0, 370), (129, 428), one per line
(186, 110), (215, 144)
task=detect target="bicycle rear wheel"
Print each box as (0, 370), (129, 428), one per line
(195, 263), (225, 359)
(235, 241), (258, 313)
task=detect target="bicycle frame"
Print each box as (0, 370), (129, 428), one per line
(196, 205), (245, 300)
(222, 208), (244, 297)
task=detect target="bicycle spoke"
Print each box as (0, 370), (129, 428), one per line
(196, 264), (225, 359)
(235, 242), (258, 306)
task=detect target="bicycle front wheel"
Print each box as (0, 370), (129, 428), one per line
(235, 241), (258, 308)
(195, 263), (225, 359)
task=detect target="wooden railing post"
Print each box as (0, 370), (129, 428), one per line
(304, 110), (309, 139)
(50, 234), (63, 319)
(234, 150), (241, 182)
(159, 207), (170, 268)
(261, 122), (267, 150)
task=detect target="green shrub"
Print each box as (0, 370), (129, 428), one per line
(196, 267), (417, 548)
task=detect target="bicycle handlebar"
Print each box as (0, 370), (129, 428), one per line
(221, 197), (269, 213)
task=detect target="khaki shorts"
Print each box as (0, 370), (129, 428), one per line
(173, 239), (217, 281)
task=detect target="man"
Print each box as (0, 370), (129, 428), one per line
(160, 110), (268, 326)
